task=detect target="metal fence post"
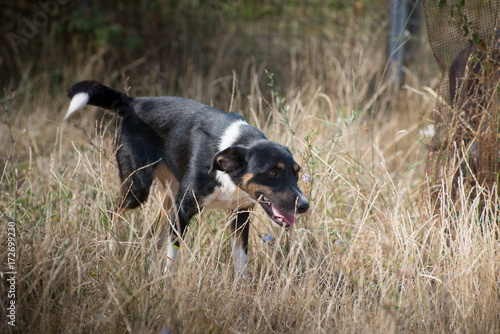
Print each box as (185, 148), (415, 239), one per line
(389, 0), (408, 87)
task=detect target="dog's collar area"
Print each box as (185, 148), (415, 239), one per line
(257, 194), (296, 227)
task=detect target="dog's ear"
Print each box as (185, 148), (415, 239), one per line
(209, 146), (248, 174)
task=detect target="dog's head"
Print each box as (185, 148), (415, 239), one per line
(209, 140), (309, 227)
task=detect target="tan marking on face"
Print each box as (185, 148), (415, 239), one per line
(244, 183), (275, 199)
(241, 173), (254, 188)
(293, 164), (300, 173)
(277, 162), (285, 170)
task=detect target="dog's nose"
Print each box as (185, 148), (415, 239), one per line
(296, 197), (309, 214)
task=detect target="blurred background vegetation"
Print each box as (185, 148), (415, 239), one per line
(1, 0), (430, 104)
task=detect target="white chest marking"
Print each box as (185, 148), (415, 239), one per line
(201, 119), (255, 209)
(202, 171), (255, 209)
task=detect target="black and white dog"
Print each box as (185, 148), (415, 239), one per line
(65, 81), (309, 276)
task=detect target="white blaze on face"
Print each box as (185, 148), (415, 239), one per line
(231, 236), (248, 277)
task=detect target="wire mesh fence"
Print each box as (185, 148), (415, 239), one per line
(422, 0), (500, 209)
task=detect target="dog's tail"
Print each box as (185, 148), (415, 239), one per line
(65, 81), (133, 119)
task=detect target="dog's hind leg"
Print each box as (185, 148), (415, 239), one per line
(111, 146), (158, 250)
(230, 210), (251, 277)
(116, 163), (156, 212)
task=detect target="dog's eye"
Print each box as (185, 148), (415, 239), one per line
(268, 170), (278, 177)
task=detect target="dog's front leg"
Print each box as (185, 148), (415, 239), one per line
(230, 209), (251, 277)
(163, 196), (196, 273)
(165, 242), (179, 273)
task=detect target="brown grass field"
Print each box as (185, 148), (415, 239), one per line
(1, 4), (500, 333)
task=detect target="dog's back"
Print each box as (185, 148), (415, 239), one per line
(129, 96), (263, 181)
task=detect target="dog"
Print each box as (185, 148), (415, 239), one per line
(65, 80), (309, 276)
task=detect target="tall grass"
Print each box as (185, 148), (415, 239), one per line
(2, 10), (500, 334)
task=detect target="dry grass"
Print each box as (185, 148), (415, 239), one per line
(2, 16), (500, 334)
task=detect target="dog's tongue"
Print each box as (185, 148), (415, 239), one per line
(271, 202), (296, 226)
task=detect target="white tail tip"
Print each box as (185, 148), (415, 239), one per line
(65, 92), (90, 119)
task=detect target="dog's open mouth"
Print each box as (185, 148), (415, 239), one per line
(257, 194), (296, 228)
